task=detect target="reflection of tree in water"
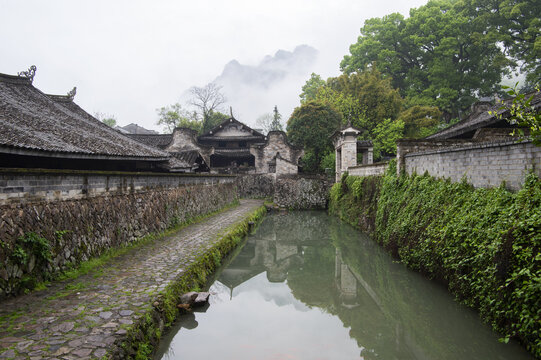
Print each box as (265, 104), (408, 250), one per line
(218, 212), (531, 360)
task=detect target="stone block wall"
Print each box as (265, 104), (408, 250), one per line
(236, 174), (276, 198)
(404, 140), (541, 190)
(0, 169), (237, 297)
(348, 162), (389, 177)
(251, 132), (303, 174)
(236, 174), (331, 209)
(275, 157), (298, 175)
(274, 175), (331, 209)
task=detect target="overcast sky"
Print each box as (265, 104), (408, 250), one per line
(1, 0), (428, 132)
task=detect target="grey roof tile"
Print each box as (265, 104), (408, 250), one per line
(0, 73), (169, 160)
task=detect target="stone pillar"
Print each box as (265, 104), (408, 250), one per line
(341, 135), (358, 171)
(332, 126), (361, 182)
(335, 148), (342, 182)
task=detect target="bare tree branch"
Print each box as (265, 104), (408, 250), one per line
(188, 82), (227, 118)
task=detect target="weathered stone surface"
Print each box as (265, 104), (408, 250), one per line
(72, 348), (92, 357)
(98, 312), (112, 320)
(50, 322), (74, 333)
(237, 174), (330, 210)
(193, 292), (210, 306)
(179, 292), (198, 305)
(274, 176), (331, 209)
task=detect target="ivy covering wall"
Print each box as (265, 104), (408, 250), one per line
(329, 162), (540, 357)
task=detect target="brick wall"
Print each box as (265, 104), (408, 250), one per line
(0, 169), (235, 205)
(404, 140), (541, 190)
(348, 162), (389, 177)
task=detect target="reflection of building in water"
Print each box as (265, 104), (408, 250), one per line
(335, 249), (359, 307)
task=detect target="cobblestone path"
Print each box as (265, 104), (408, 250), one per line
(0, 199), (264, 360)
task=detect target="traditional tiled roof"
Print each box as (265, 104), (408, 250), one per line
(198, 135), (265, 141)
(124, 134), (173, 149)
(119, 123), (158, 135)
(171, 150), (203, 166)
(426, 92), (541, 140)
(199, 117), (266, 139)
(357, 140), (372, 148)
(0, 73), (168, 160)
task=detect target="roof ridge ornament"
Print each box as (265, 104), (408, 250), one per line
(67, 87), (77, 100)
(230, 106), (234, 119)
(17, 65), (37, 83)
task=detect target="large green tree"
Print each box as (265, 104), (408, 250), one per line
(287, 102), (343, 172)
(300, 73), (326, 103)
(340, 0), (514, 118)
(460, 0), (540, 86)
(325, 68), (403, 129)
(397, 105), (441, 138)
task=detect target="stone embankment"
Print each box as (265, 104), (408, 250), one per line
(0, 199), (264, 359)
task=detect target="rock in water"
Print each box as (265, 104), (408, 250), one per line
(179, 292), (198, 305)
(193, 292), (210, 307)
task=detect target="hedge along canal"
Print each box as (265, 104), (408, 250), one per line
(328, 161), (541, 358)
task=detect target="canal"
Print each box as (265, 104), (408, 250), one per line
(156, 211), (533, 359)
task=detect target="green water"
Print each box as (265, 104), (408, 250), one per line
(156, 211), (534, 360)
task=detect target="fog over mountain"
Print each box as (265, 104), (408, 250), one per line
(212, 45), (318, 128)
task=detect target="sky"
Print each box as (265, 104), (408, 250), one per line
(0, 0), (429, 132)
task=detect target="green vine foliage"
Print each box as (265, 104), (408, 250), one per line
(3, 232), (53, 293)
(329, 167), (541, 357)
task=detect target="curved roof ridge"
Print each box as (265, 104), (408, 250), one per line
(0, 72), (32, 85)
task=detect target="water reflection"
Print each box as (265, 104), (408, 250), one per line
(156, 212), (533, 360)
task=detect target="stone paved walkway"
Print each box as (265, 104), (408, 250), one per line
(0, 199), (264, 360)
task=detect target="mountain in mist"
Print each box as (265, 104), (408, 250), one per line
(213, 45), (319, 126)
(216, 45), (318, 89)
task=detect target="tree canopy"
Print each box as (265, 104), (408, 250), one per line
(300, 73), (326, 103)
(156, 103), (201, 133)
(287, 102), (342, 172)
(339, 0), (538, 118)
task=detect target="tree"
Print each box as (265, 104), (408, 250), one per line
(371, 118), (405, 160)
(255, 113), (273, 134)
(493, 83), (541, 145)
(325, 68), (403, 131)
(156, 103), (201, 133)
(300, 73), (326, 103)
(203, 110), (230, 133)
(189, 82), (227, 134)
(270, 106), (284, 132)
(340, 0), (513, 119)
(95, 112), (117, 127)
(460, 0), (541, 86)
(255, 106), (284, 134)
(287, 101), (343, 172)
(397, 105), (441, 138)
(314, 86), (367, 131)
